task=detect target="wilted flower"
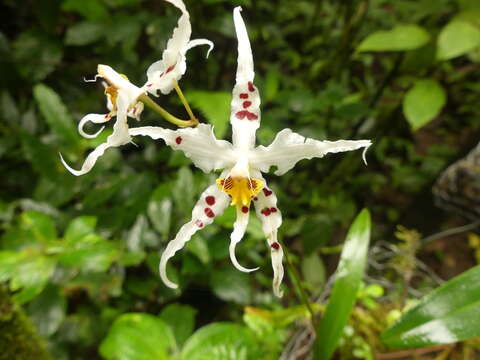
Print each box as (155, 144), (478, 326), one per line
(129, 7), (372, 297)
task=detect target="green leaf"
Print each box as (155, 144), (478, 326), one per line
(64, 216), (97, 243)
(314, 209), (371, 360)
(21, 210), (57, 244)
(403, 79), (446, 131)
(436, 20), (480, 60)
(65, 22), (105, 46)
(159, 303), (197, 346)
(381, 264), (480, 348)
(357, 25), (430, 52)
(301, 253), (326, 290)
(181, 323), (261, 360)
(100, 313), (177, 360)
(187, 91), (231, 138)
(210, 266), (252, 304)
(62, 0), (109, 21)
(28, 285), (66, 336)
(33, 84), (80, 149)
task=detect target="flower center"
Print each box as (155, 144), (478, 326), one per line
(104, 74), (129, 112)
(216, 176), (263, 207)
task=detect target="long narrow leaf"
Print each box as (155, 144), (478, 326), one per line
(381, 264), (480, 348)
(314, 209), (371, 360)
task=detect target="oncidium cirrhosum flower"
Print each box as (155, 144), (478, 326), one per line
(61, 0), (212, 176)
(128, 7), (372, 297)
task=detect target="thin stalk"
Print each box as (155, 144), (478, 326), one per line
(174, 81), (197, 122)
(139, 94), (198, 128)
(279, 238), (318, 328)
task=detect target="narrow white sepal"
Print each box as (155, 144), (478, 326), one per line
(78, 113), (110, 139)
(186, 39), (214, 58)
(229, 207), (259, 273)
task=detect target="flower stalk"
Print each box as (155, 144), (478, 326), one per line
(139, 93), (198, 128)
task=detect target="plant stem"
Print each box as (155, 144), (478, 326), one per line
(174, 82), (197, 122)
(139, 94), (198, 128)
(279, 238), (318, 328)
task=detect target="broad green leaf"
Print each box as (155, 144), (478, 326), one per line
(28, 285), (66, 336)
(403, 79), (446, 131)
(210, 266), (252, 304)
(181, 323), (261, 360)
(381, 264), (480, 348)
(357, 25), (430, 52)
(62, 0), (109, 21)
(33, 84), (80, 149)
(458, 0), (480, 11)
(159, 303), (197, 346)
(437, 20), (480, 60)
(301, 252), (326, 290)
(100, 313), (176, 360)
(21, 210), (57, 244)
(64, 216), (97, 243)
(188, 91), (231, 138)
(314, 209), (371, 360)
(65, 22), (105, 46)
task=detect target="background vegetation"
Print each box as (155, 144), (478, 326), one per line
(1, 0), (480, 358)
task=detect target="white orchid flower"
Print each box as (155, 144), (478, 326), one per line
(143, 0), (213, 96)
(129, 7), (372, 297)
(61, 65), (146, 176)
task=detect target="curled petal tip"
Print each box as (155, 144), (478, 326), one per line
(362, 142), (372, 165)
(159, 266), (179, 289)
(59, 153), (82, 176)
(229, 241), (259, 273)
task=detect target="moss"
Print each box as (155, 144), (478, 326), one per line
(0, 286), (51, 360)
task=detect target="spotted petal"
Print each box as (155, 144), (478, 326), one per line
(61, 91), (132, 176)
(144, 0), (213, 96)
(251, 171), (284, 297)
(230, 7), (261, 151)
(159, 183), (230, 288)
(129, 123), (236, 173)
(250, 128), (372, 175)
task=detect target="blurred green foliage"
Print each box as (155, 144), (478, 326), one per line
(2, 0), (480, 358)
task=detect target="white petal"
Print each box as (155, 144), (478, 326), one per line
(129, 123), (236, 173)
(251, 172), (284, 297)
(160, 183), (230, 288)
(61, 92), (132, 176)
(78, 113), (110, 139)
(230, 7), (261, 151)
(144, 0), (191, 96)
(97, 64), (145, 102)
(186, 39), (214, 57)
(230, 206), (259, 273)
(250, 128), (372, 175)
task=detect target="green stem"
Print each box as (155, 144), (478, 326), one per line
(139, 94), (198, 128)
(174, 82), (197, 122)
(279, 238), (318, 328)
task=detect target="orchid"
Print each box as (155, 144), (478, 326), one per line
(61, 0), (212, 176)
(128, 7), (372, 297)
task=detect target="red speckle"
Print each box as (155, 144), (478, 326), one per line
(147, 83), (152, 87)
(271, 242), (280, 250)
(241, 206), (249, 214)
(248, 81), (255, 92)
(159, 72), (164, 78)
(205, 195), (215, 206)
(239, 93), (249, 99)
(104, 114), (109, 118)
(270, 207), (277, 213)
(253, 197), (258, 201)
(261, 208), (271, 216)
(235, 110), (258, 121)
(166, 65), (175, 73)
(204, 208), (215, 218)
(263, 188), (272, 196)
(175, 136), (182, 144)
(243, 101), (252, 108)
(195, 220), (204, 228)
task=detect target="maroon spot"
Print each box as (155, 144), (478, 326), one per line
(175, 136), (182, 144)
(205, 195), (215, 206)
(166, 65), (175, 73)
(195, 220), (204, 228)
(204, 207), (215, 218)
(104, 114), (109, 118)
(270, 207), (277, 213)
(147, 83), (152, 87)
(253, 197), (258, 201)
(248, 81), (255, 92)
(235, 110), (258, 121)
(159, 72), (164, 78)
(243, 101), (252, 108)
(239, 93), (249, 99)
(263, 188), (272, 196)
(241, 206), (249, 214)
(261, 208), (271, 216)
(271, 242), (280, 250)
